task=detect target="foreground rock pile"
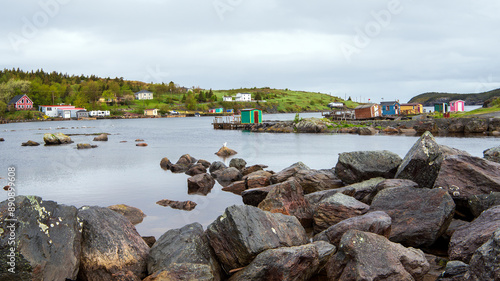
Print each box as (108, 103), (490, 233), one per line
(2, 131), (500, 280)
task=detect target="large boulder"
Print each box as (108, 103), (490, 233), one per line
(395, 131), (467, 188)
(43, 132), (73, 145)
(243, 170), (272, 189)
(483, 146), (500, 163)
(370, 186), (455, 247)
(434, 154), (500, 203)
(335, 150), (402, 184)
(449, 205), (500, 263)
(222, 180), (247, 195)
(326, 230), (430, 280)
(229, 158), (246, 170)
(313, 211), (392, 247)
(436, 260), (469, 281)
(228, 242), (334, 281)
(270, 162), (310, 184)
(468, 192), (500, 218)
(77, 206), (149, 280)
(305, 177), (385, 207)
(362, 178), (419, 205)
(313, 193), (370, 233)
(107, 204), (146, 225)
(465, 228), (500, 281)
(258, 179), (313, 227)
(206, 205), (308, 273)
(0, 196), (82, 281)
(187, 173), (215, 195)
(146, 223), (221, 281)
(294, 118), (329, 133)
(293, 168), (343, 194)
(212, 167), (242, 187)
(197, 159), (211, 168)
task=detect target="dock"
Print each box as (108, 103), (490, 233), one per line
(212, 116), (247, 130)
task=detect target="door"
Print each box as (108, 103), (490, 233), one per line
(253, 111), (259, 123)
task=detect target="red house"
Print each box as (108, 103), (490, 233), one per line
(8, 94), (33, 110)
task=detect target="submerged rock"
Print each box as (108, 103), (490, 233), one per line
(76, 143), (97, 149)
(21, 140), (40, 146)
(187, 173), (215, 195)
(136, 143), (148, 147)
(93, 133), (108, 141)
(156, 199), (197, 211)
(43, 132), (73, 145)
(215, 146), (237, 157)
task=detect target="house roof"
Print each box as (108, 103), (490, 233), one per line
(401, 103), (421, 106)
(355, 104), (377, 109)
(135, 90), (152, 94)
(450, 100), (464, 103)
(39, 105), (76, 108)
(380, 101), (399, 106)
(241, 108), (258, 111)
(8, 94), (29, 105)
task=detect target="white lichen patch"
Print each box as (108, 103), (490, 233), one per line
(39, 222), (49, 236)
(271, 227), (277, 234)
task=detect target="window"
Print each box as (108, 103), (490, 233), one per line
(385, 106), (390, 111)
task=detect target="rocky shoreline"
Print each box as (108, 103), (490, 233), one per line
(2, 131), (500, 280)
(243, 116), (500, 136)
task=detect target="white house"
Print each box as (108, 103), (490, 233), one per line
(223, 96), (233, 102)
(235, 93), (251, 102)
(134, 90), (154, 100)
(39, 105), (87, 118)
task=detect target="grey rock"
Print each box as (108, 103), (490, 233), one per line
(465, 228), (500, 281)
(93, 133), (108, 141)
(212, 167), (242, 187)
(229, 158), (247, 170)
(209, 161), (227, 174)
(293, 168), (343, 194)
(0, 196), (82, 281)
(147, 223), (221, 281)
(468, 192), (500, 218)
(206, 205), (308, 273)
(313, 193), (370, 233)
(335, 150), (402, 184)
(483, 146), (500, 163)
(77, 206), (149, 280)
(187, 173), (215, 195)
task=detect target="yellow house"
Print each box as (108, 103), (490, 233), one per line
(98, 97), (118, 103)
(400, 103), (423, 115)
(144, 108), (159, 116)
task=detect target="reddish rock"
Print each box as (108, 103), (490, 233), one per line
(258, 179), (313, 227)
(93, 133), (108, 141)
(136, 143), (148, 147)
(313, 211), (392, 247)
(215, 146), (237, 156)
(449, 205), (500, 263)
(159, 157), (172, 170)
(156, 199), (197, 211)
(313, 193), (370, 233)
(241, 164), (268, 176)
(244, 171), (272, 189)
(241, 185), (275, 207)
(187, 173), (215, 195)
(434, 154), (500, 202)
(370, 186), (455, 247)
(222, 181), (247, 195)
(327, 230), (430, 281)
(306, 177), (385, 206)
(270, 162), (310, 184)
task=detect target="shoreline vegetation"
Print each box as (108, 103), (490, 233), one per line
(2, 131), (500, 280)
(2, 68), (500, 123)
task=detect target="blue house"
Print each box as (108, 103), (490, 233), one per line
(380, 101), (400, 116)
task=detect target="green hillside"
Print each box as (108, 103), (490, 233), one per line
(408, 88), (500, 106)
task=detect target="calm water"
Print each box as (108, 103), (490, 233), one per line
(1, 112), (498, 237)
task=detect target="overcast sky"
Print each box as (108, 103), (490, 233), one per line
(1, 0), (500, 102)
